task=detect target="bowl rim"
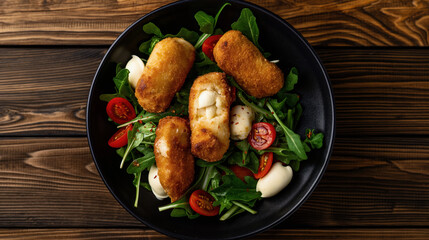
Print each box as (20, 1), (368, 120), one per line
(86, 0), (336, 238)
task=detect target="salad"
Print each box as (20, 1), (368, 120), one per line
(99, 3), (324, 221)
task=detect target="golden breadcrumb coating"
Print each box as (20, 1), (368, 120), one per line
(154, 116), (194, 202)
(188, 72), (233, 162)
(135, 37), (195, 113)
(213, 30), (284, 98)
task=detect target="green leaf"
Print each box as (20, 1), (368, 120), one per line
(113, 68), (129, 91)
(99, 93), (120, 102)
(284, 67), (298, 92)
(275, 67), (298, 99)
(257, 146), (300, 164)
(231, 8), (261, 50)
(304, 129), (324, 149)
(227, 141), (258, 173)
(194, 10), (215, 34)
(214, 3), (231, 26)
(143, 22), (163, 37)
(139, 37), (161, 55)
(165, 27), (200, 45)
(267, 102), (307, 160)
(210, 174), (261, 214)
(126, 152), (155, 174)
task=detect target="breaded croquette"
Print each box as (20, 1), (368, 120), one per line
(154, 116), (194, 202)
(188, 72), (233, 162)
(135, 37), (195, 113)
(213, 30), (284, 98)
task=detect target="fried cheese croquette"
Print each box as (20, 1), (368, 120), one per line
(213, 30), (284, 98)
(189, 72), (233, 162)
(135, 37), (195, 113)
(154, 116), (194, 202)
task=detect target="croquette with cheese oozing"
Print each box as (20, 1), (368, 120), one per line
(213, 30), (284, 98)
(189, 72), (233, 162)
(135, 37), (195, 113)
(154, 116), (194, 202)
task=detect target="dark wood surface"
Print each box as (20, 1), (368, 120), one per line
(0, 0), (428, 239)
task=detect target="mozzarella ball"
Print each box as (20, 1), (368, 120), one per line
(230, 105), (255, 140)
(148, 164), (168, 200)
(125, 55), (145, 89)
(256, 162), (293, 198)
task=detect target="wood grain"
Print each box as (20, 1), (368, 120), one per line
(0, 228), (427, 240)
(0, 137), (140, 227)
(1, 47), (429, 136)
(0, 48), (103, 136)
(0, 0), (429, 46)
(0, 137), (427, 227)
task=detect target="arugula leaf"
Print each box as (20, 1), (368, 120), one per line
(126, 152), (155, 174)
(143, 22), (163, 37)
(227, 141), (259, 173)
(236, 90), (274, 120)
(276, 67), (299, 100)
(267, 102), (308, 160)
(293, 103), (303, 130)
(132, 172), (142, 207)
(113, 68), (129, 91)
(284, 67), (298, 92)
(194, 10), (215, 34)
(193, 2), (230, 49)
(139, 37), (161, 55)
(211, 174), (261, 214)
(120, 122), (144, 168)
(304, 129), (324, 149)
(231, 8), (262, 50)
(257, 146), (300, 164)
(162, 198), (200, 219)
(165, 27), (200, 45)
(99, 93), (120, 102)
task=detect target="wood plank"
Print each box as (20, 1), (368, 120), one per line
(1, 48), (429, 136)
(0, 137), (428, 227)
(317, 48), (429, 136)
(0, 137), (140, 227)
(0, 48), (103, 136)
(0, 0), (428, 46)
(0, 228), (427, 239)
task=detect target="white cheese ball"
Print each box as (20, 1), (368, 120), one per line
(256, 162), (293, 198)
(230, 105), (255, 140)
(148, 164), (168, 200)
(125, 55), (145, 89)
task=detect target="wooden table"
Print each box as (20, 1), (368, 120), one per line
(1, 0), (428, 239)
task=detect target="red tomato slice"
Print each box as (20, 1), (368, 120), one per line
(106, 97), (136, 124)
(230, 165), (255, 182)
(202, 35), (222, 61)
(189, 190), (219, 216)
(248, 122), (276, 150)
(254, 152), (274, 179)
(108, 124), (133, 148)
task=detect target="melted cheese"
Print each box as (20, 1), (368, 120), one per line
(155, 138), (169, 157)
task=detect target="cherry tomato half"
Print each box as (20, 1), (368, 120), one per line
(108, 124), (133, 148)
(230, 165), (255, 182)
(189, 189), (220, 216)
(202, 35), (222, 61)
(248, 122), (276, 150)
(254, 152), (274, 179)
(106, 97), (136, 124)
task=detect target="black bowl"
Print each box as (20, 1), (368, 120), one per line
(86, 0), (335, 239)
